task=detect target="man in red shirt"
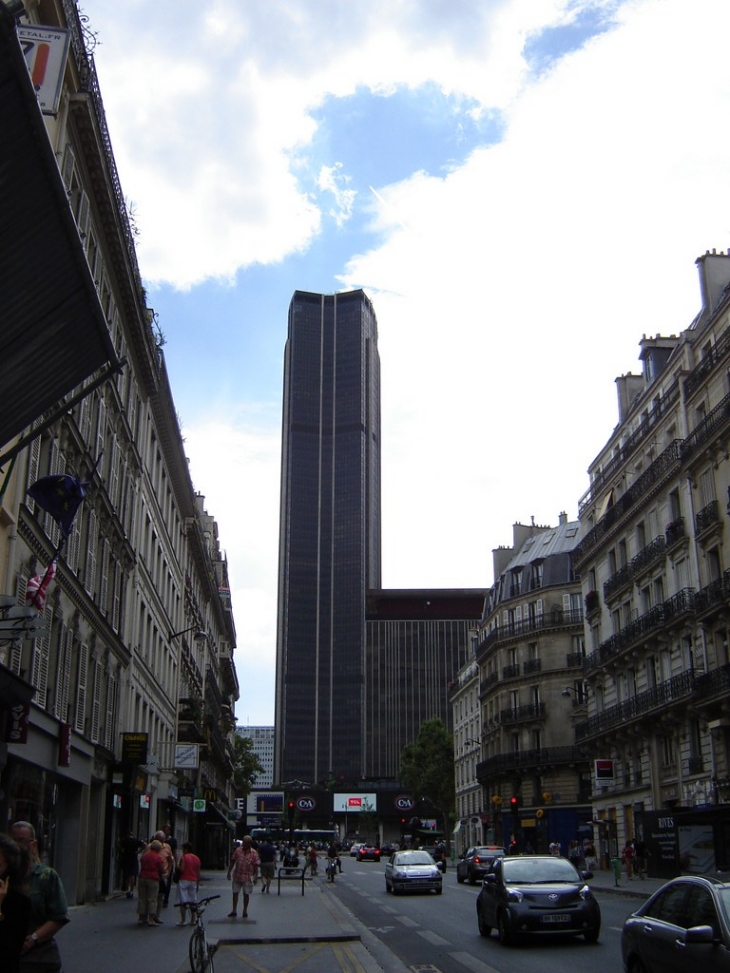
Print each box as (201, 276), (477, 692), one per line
(226, 836), (259, 918)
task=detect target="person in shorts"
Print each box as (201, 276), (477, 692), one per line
(226, 836), (259, 918)
(175, 842), (200, 926)
(257, 838), (277, 893)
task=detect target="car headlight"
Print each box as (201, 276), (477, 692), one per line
(431, 869), (441, 878)
(506, 888), (523, 903)
(393, 869), (408, 879)
(578, 885), (593, 901)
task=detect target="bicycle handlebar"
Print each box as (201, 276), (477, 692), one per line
(197, 894), (221, 907)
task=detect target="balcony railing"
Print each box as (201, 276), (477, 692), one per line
(566, 652), (584, 668)
(680, 390), (730, 461)
(477, 745), (585, 781)
(576, 671), (694, 742)
(523, 658), (542, 674)
(684, 324), (730, 398)
(603, 564), (633, 601)
(585, 588), (695, 672)
(665, 517), (686, 547)
(693, 572), (730, 616)
(502, 664), (520, 680)
(696, 499), (720, 535)
(476, 608), (583, 655)
(499, 703), (545, 724)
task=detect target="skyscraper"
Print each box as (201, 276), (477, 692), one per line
(275, 290), (381, 786)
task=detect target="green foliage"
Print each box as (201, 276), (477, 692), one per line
(399, 717), (455, 826)
(232, 734), (264, 796)
(356, 797), (378, 842)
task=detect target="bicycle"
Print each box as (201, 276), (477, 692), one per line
(189, 894), (220, 973)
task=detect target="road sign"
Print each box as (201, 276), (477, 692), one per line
(193, 799), (206, 813)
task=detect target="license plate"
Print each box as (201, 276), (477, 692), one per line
(542, 914), (570, 923)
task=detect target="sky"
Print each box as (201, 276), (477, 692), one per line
(88, 0), (730, 726)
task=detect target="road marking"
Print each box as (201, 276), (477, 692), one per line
(418, 930), (451, 946)
(332, 941), (369, 973)
(449, 950), (502, 973)
(410, 965), (442, 972)
(396, 914), (420, 927)
(368, 925), (395, 934)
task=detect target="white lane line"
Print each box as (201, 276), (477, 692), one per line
(449, 950), (502, 973)
(395, 914), (420, 927)
(418, 929), (451, 946)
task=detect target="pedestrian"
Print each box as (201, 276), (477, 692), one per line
(0, 833), (32, 973)
(622, 840), (635, 880)
(137, 840), (165, 926)
(583, 838), (597, 871)
(568, 839), (582, 868)
(634, 838), (650, 879)
(257, 837), (277, 893)
(307, 843), (318, 876)
(161, 825), (178, 907)
(226, 835), (259, 918)
(548, 838), (561, 856)
(142, 830), (174, 920)
(10, 821), (70, 972)
(175, 842), (200, 926)
(119, 831), (145, 899)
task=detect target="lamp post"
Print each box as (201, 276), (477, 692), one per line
(170, 626), (207, 642)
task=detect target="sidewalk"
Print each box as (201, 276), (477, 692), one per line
(60, 869), (409, 973)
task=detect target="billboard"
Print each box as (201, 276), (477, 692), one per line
(333, 793), (378, 812)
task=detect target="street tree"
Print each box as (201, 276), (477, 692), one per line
(232, 734), (264, 797)
(399, 717), (455, 848)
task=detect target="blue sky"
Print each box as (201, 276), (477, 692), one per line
(89, 0), (730, 724)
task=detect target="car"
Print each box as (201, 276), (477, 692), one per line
(349, 843), (364, 857)
(621, 874), (730, 973)
(385, 850), (443, 895)
(357, 844), (381, 862)
(457, 846), (506, 884)
(421, 844), (447, 871)
(476, 854), (600, 945)
(380, 843), (396, 857)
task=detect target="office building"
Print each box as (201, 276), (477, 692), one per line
(275, 290), (381, 785)
(238, 725), (275, 787)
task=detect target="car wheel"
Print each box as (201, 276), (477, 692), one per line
(497, 911), (514, 946)
(436, 885), (443, 895)
(477, 907), (492, 938)
(468, 871), (477, 885)
(392, 885), (400, 895)
(456, 870), (465, 884)
(385, 880), (391, 893)
(583, 924), (600, 944)
(627, 958), (647, 973)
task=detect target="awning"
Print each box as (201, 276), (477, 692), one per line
(452, 821), (463, 835)
(0, 11), (117, 450)
(206, 802), (235, 831)
(0, 663), (35, 709)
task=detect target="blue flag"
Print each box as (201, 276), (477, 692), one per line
(27, 473), (89, 538)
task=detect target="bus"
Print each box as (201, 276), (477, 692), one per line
(249, 827), (337, 848)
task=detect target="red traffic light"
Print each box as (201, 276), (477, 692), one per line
(288, 801), (295, 809)
(509, 796), (519, 808)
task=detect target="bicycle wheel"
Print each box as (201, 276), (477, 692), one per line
(189, 927), (206, 973)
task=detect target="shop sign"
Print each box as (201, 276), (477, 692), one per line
(122, 732), (148, 764)
(174, 743), (199, 769)
(4, 702), (30, 744)
(18, 25), (71, 114)
(193, 798), (206, 813)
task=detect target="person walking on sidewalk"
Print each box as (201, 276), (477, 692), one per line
(11, 821), (70, 972)
(175, 842), (200, 926)
(119, 832), (145, 899)
(137, 840), (165, 926)
(0, 832), (32, 973)
(227, 835), (259, 918)
(257, 838), (277, 893)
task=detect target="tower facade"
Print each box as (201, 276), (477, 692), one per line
(275, 290), (381, 786)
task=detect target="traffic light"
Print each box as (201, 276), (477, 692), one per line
(509, 795), (519, 811)
(287, 800), (295, 825)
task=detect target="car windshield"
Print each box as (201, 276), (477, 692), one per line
(473, 847), (499, 857)
(395, 852), (433, 866)
(502, 858), (579, 884)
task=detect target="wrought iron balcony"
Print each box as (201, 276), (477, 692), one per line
(477, 745), (585, 782)
(696, 499), (720, 535)
(680, 390), (730, 461)
(476, 608), (584, 656)
(631, 535), (666, 576)
(566, 652), (584, 668)
(523, 658), (542, 674)
(575, 670), (694, 742)
(585, 588), (695, 673)
(502, 664), (520, 680)
(665, 517), (685, 547)
(693, 571), (730, 617)
(604, 564), (633, 601)
(499, 702), (545, 725)
(684, 325), (730, 398)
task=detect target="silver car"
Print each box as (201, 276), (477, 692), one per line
(385, 850), (443, 895)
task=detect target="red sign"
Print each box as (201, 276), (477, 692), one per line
(4, 702), (30, 744)
(58, 722), (71, 767)
(347, 797), (362, 807)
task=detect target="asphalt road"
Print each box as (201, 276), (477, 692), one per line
(332, 858), (639, 973)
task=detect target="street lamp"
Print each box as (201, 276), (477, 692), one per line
(169, 626), (207, 642)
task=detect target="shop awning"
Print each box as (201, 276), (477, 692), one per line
(0, 663), (35, 709)
(0, 12), (117, 450)
(206, 802), (235, 831)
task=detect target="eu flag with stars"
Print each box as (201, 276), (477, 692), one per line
(27, 473), (89, 539)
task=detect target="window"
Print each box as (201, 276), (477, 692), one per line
(530, 561), (543, 590)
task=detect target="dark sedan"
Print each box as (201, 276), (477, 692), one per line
(457, 846), (505, 884)
(357, 844), (381, 862)
(622, 875), (730, 973)
(476, 854), (600, 945)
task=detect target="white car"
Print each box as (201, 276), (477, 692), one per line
(385, 850), (443, 895)
(349, 843), (364, 857)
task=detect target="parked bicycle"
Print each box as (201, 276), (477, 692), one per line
(189, 894), (220, 973)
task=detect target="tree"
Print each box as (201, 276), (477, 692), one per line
(399, 718), (455, 846)
(232, 734), (264, 797)
(357, 797), (378, 844)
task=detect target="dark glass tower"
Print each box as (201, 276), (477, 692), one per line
(275, 290), (381, 786)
